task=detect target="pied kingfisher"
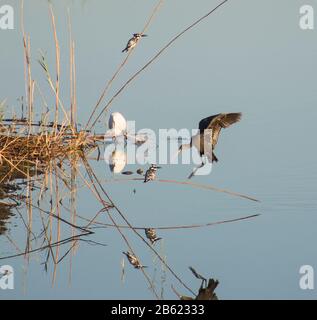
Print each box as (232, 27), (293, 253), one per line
(122, 251), (146, 269)
(145, 228), (162, 245)
(122, 33), (147, 53)
(144, 164), (161, 183)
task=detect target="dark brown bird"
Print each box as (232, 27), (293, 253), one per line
(178, 113), (242, 178)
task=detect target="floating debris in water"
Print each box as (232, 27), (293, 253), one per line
(122, 251), (146, 269)
(145, 228), (162, 245)
(121, 171), (134, 175)
(136, 168), (144, 175)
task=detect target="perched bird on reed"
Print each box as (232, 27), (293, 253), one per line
(105, 112), (148, 144)
(145, 228), (162, 245)
(144, 164), (161, 183)
(122, 33), (147, 53)
(107, 112), (127, 140)
(178, 113), (242, 178)
(122, 251), (145, 269)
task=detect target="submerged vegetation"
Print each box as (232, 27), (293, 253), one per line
(0, 0), (259, 299)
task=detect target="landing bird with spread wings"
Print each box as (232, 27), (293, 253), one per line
(122, 33), (147, 53)
(179, 113), (242, 178)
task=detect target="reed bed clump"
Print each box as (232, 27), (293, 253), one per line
(0, 123), (94, 167)
(0, 0), (261, 299)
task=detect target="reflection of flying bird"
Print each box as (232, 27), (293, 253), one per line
(109, 149), (126, 174)
(122, 33), (147, 53)
(107, 112), (127, 140)
(179, 113), (242, 177)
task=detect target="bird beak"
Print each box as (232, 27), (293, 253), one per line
(141, 34), (148, 37)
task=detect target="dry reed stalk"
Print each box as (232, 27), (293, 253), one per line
(88, 0), (229, 130)
(49, 5), (60, 133)
(52, 161), (61, 285)
(85, 0), (165, 129)
(68, 10), (77, 131)
(103, 177), (260, 202)
(20, 1), (34, 133)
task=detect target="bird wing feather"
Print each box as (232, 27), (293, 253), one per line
(201, 130), (213, 162)
(202, 113), (242, 148)
(198, 114), (220, 132)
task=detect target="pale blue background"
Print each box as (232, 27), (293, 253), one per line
(0, 0), (316, 299)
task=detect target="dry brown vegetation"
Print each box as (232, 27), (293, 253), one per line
(0, 0), (259, 299)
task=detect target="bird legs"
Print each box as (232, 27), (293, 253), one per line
(187, 155), (207, 179)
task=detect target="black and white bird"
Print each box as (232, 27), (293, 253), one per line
(179, 113), (242, 178)
(145, 228), (162, 245)
(122, 33), (147, 53)
(122, 251), (145, 269)
(144, 164), (161, 183)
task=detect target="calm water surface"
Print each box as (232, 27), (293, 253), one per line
(0, 0), (316, 299)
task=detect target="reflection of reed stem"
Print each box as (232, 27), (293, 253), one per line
(78, 214), (260, 231)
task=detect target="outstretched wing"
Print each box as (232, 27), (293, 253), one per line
(210, 113), (242, 148)
(199, 113), (242, 149)
(198, 114), (220, 132)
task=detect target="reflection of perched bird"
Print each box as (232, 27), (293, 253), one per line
(145, 228), (162, 245)
(144, 164), (161, 183)
(109, 149), (126, 173)
(122, 251), (145, 269)
(178, 113), (242, 178)
(122, 33), (147, 53)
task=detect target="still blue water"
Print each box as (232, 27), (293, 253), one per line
(0, 0), (316, 299)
